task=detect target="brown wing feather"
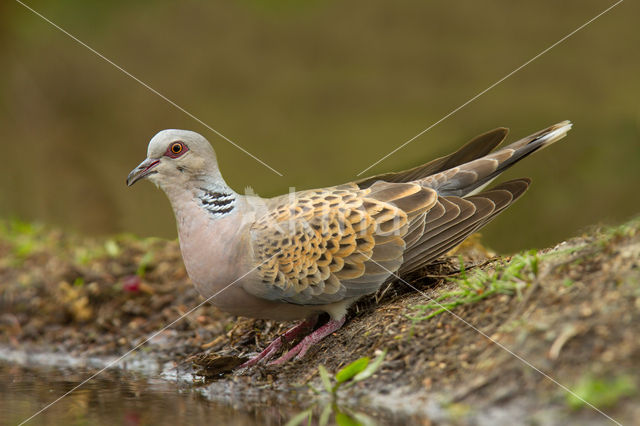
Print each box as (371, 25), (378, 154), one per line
(398, 179), (530, 274)
(416, 180), (530, 263)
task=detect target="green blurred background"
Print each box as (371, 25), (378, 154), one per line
(1, 0), (638, 253)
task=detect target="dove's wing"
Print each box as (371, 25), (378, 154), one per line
(244, 180), (526, 305)
(246, 182), (436, 305)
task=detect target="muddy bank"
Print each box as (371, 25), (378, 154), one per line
(1, 218), (639, 424)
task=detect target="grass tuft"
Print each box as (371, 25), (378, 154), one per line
(409, 251), (540, 321)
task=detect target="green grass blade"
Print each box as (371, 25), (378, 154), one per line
(335, 357), (369, 384)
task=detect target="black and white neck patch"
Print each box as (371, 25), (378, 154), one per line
(198, 188), (236, 217)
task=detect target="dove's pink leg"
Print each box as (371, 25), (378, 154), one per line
(239, 316), (318, 368)
(268, 316), (346, 365)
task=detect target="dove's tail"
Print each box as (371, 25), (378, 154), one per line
(422, 120), (572, 197)
(397, 121), (571, 275)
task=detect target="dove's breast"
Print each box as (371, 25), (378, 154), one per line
(171, 197), (295, 319)
(174, 198), (246, 290)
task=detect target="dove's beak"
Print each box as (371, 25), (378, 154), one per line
(127, 158), (160, 186)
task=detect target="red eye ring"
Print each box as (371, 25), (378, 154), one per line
(165, 141), (188, 158)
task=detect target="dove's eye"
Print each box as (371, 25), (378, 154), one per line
(165, 141), (188, 158)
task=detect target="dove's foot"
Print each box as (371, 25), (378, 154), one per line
(239, 316), (318, 368)
(268, 316), (346, 365)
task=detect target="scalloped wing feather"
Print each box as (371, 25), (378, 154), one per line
(248, 183), (437, 304)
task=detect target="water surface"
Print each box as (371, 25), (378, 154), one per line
(2, 362), (291, 426)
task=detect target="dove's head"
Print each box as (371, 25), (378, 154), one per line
(127, 129), (222, 189)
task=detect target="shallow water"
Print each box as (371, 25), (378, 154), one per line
(1, 362), (294, 426)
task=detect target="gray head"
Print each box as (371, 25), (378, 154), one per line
(127, 129), (223, 189)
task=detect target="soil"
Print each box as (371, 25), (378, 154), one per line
(1, 218), (639, 425)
